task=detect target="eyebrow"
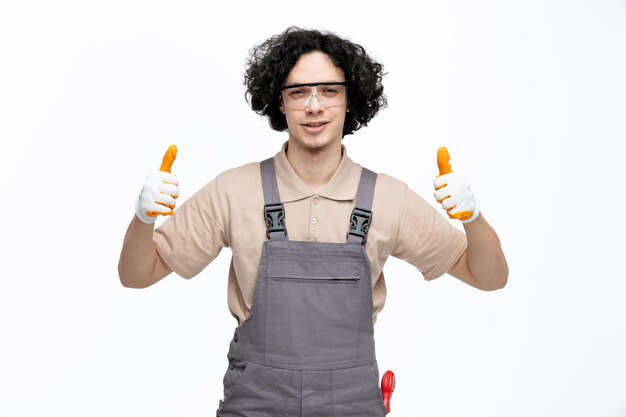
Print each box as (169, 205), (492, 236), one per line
(280, 81), (348, 90)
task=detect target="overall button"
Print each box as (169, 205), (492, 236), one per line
(233, 332), (238, 343)
(311, 217), (318, 225)
(229, 361), (235, 370)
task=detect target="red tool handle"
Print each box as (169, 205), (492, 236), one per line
(381, 370), (396, 413)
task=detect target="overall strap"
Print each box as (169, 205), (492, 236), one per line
(260, 158), (287, 240)
(347, 168), (377, 245)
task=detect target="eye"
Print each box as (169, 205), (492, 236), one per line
(286, 87), (309, 98)
(321, 87), (340, 96)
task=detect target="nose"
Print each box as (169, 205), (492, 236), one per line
(304, 93), (325, 113)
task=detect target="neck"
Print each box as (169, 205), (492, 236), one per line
(285, 139), (343, 193)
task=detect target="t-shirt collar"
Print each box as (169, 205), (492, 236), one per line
(273, 141), (361, 203)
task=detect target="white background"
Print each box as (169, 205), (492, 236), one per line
(1, 0), (625, 416)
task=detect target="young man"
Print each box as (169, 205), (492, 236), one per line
(119, 27), (508, 416)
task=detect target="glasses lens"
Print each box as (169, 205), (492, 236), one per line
(283, 83), (347, 110)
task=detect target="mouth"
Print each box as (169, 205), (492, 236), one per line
(301, 121), (329, 134)
(301, 121), (329, 127)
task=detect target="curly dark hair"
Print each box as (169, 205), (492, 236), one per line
(244, 27), (387, 137)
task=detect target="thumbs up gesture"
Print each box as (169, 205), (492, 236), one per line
(433, 147), (480, 223)
(135, 145), (180, 224)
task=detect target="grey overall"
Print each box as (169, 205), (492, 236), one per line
(217, 158), (387, 416)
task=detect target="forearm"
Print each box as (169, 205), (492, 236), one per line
(118, 216), (168, 288)
(462, 214), (508, 290)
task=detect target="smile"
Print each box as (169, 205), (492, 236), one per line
(301, 121), (329, 127)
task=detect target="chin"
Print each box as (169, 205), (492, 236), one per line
(303, 137), (330, 148)
(299, 138), (334, 152)
(295, 131), (342, 150)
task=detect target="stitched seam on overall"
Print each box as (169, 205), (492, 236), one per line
(227, 352), (375, 371)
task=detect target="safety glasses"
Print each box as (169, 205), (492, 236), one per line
(281, 82), (348, 110)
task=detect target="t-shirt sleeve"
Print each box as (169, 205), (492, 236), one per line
(153, 177), (228, 279)
(391, 185), (467, 280)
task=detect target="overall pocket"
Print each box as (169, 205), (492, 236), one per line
(222, 354), (248, 401)
(217, 361), (301, 417)
(265, 273), (365, 367)
(331, 364), (388, 417)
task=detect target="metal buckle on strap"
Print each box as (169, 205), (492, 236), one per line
(347, 207), (372, 245)
(264, 203), (286, 238)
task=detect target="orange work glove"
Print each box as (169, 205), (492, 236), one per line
(135, 145), (179, 224)
(433, 147), (480, 223)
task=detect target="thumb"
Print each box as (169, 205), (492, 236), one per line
(159, 145), (177, 173)
(437, 146), (453, 176)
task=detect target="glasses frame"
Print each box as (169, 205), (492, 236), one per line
(280, 81), (349, 110)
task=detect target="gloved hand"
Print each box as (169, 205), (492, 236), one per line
(135, 145), (179, 224)
(433, 147), (480, 223)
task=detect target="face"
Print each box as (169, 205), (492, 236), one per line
(280, 51), (347, 152)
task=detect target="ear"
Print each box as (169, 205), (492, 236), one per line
(279, 96), (285, 114)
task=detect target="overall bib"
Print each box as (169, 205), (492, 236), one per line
(217, 158), (387, 417)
